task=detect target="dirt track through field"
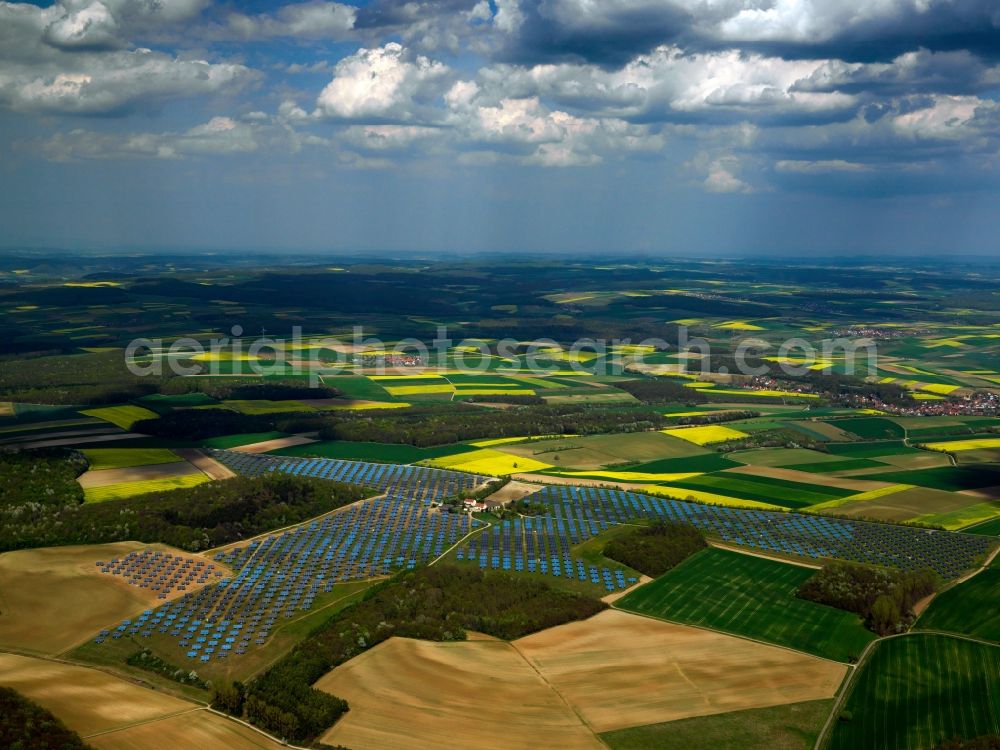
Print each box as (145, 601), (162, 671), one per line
(88, 709), (289, 750)
(174, 448), (237, 480)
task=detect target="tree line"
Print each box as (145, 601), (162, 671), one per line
(603, 522), (706, 577)
(0, 455), (366, 553)
(0, 686), (92, 750)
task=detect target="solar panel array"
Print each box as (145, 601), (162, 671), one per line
(210, 449), (489, 504)
(95, 497), (477, 662)
(457, 515), (636, 591)
(95, 550), (227, 600)
(499, 486), (992, 579)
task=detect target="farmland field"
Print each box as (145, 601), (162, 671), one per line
(827, 635), (1000, 750)
(81, 448), (181, 471)
(316, 637), (604, 750)
(498, 432), (707, 470)
(89, 710), (288, 750)
(82, 472), (210, 502)
(851, 466), (1000, 492)
(832, 418), (905, 440)
(513, 610), (846, 732)
(0, 652), (192, 736)
(80, 405), (159, 430)
(663, 472), (855, 509)
(917, 558), (999, 642)
(0, 542), (215, 656)
(660, 425), (748, 445)
(616, 549), (875, 662)
(601, 699), (833, 750)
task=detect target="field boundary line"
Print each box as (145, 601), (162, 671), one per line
(205, 706), (313, 749)
(707, 539), (823, 569)
(0, 645), (206, 708)
(913, 544), (999, 624)
(81, 706), (203, 739)
(506, 639), (612, 749)
(608, 604), (855, 668)
(812, 630), (1000, 750)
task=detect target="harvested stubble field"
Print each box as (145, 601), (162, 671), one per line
(316, 611), (846, 749)
(0, 542), (217, 655)
(316, 637), (604, 750)
(616, 549), (874, 662)
(88, 709), (288, 750)
(513, 610), (847, 733)
(0, 653), (285, 750)
(0, 652), (192, 736)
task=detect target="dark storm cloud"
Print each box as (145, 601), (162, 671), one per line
(492, 0), (1000, 66)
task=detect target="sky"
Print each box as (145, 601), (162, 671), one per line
(0, 0), (999, 255)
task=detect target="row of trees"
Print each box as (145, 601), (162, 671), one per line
(231, 565), (605, 744)
(318, 404), (671, 447)
(603, 522), (706, 576)
(797, 561), (938, 635)
(0, 457), (366, 552)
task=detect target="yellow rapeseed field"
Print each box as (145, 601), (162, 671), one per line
(661, 425), (749, 445)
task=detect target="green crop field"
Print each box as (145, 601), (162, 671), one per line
(81, 448), (181, 471)
(856, 466), (1000, 492)
(828, 635), (1000, 750)
(200, 431), (289, 449)
(832, 418), (905, 440)
(602, 699), (834, 750)
(80, 404), (159, 430)
(826, 441), (918, 458)
(786, 458), (887, 473)
(966, 517), (1000, 536)
(324, 376), (394, 401)
(616, 548), (874, 662)
(615, 454), (742, 474)
(83, 473), (210, 502)
(917, 560), (999, 642)
(665, 473), (854, 509)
